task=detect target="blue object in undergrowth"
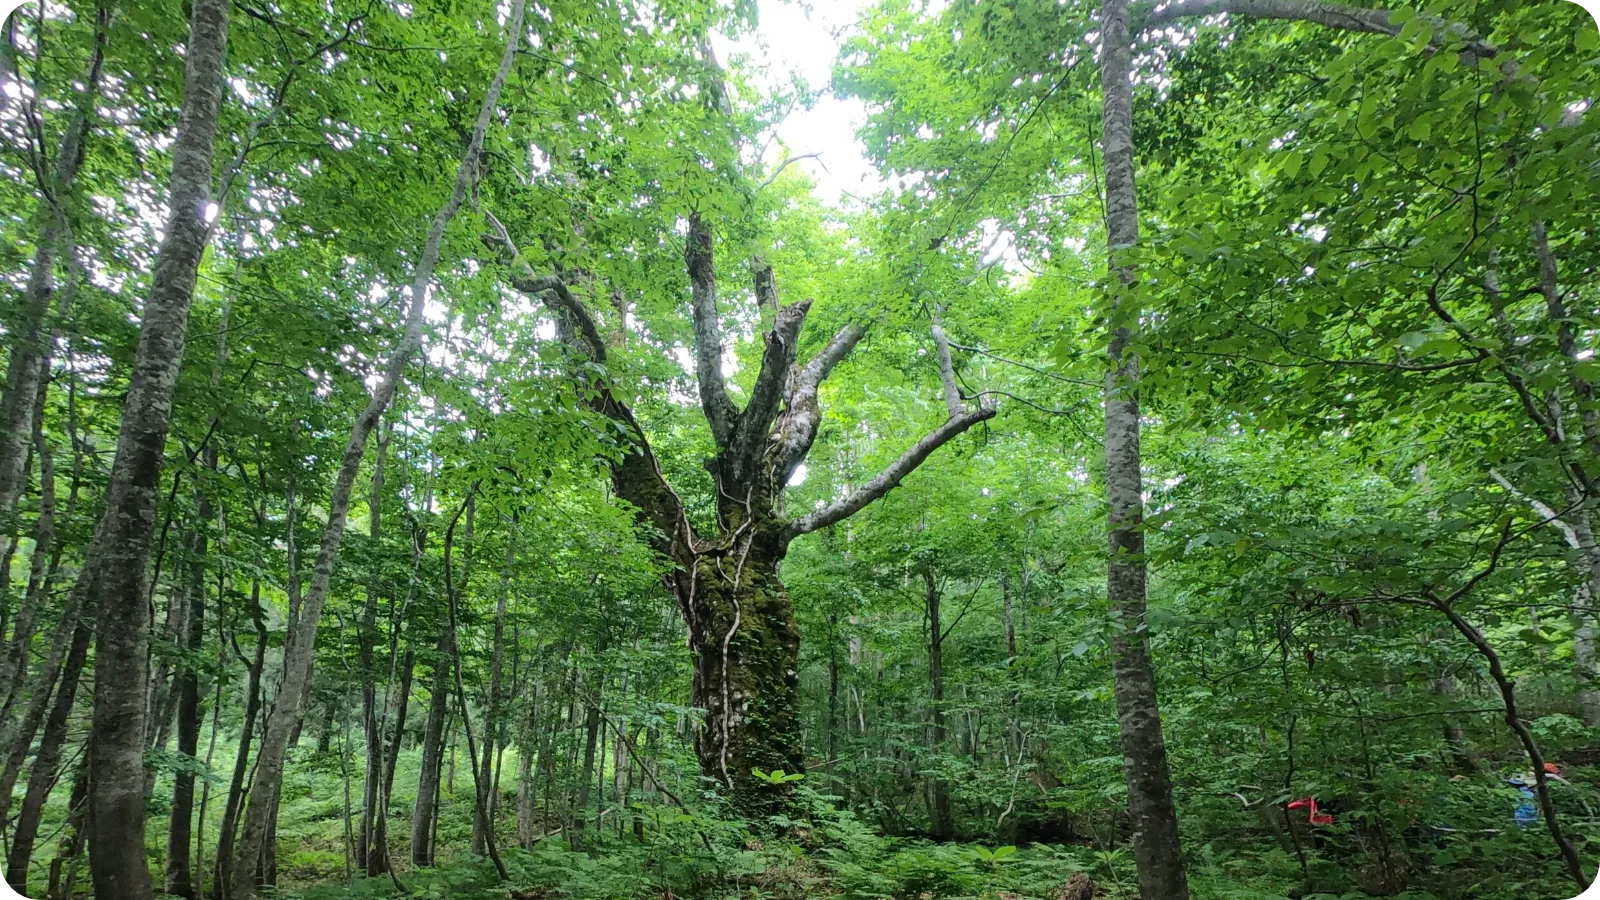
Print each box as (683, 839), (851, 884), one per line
(1506, 778), (1538, 828)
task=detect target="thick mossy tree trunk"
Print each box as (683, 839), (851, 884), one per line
(683, 546), (804, 809)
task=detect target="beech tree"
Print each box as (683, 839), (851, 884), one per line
(79, 0), (231, 894)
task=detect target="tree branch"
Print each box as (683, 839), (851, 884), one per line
(482, 214), (694, 561)
(731, 296), (812, 471)
(481, 211), (607, 362)
(686, 214), (738, 447)
(784, 405), (996, 540)
(1489, 470), (1583, 551)
(929, 306), (964, 418)
(1134, 0), (1496, 62)
(770, 322), (867, 481)
(756, 152), (823, 191)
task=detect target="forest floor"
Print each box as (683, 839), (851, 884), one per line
(19, 738), (1595, 900)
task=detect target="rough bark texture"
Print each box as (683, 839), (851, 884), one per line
(83, 0), (230, 892)
(1099, 1), (1192, 897)
(491, 232), (990, 809)
(227, 4), (524, 894)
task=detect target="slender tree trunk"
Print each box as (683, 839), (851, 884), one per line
(1433, 662), (1478, 774)
(317, 697), (338, 753)
(827, 614), (840, 787)
(384, 647), (414, 807)
(923, 569), (953, 840)
(214, 573), (267, 897)
(517, 652), (551, 847)
(227, 6), (524, 894)
(1576, 606), (1600, 728)
(442, 498), (508, 878)
(0, 578), (88, 819)
(1097, 1), (1190, 896)
(0, 385), (56, 718)
(574, 646), (606, 843)
(195, 629), (226, 898)
(146, 528), (190, 755)
(369, 514), (422, 877)
(359, 427), (388, 873)
(84, 0), (231, 892)
(1002, 573), (1022, 761)
(411, 625), (453, 867)
(0, 0), (107, 538)
(611, 675), (629, 825)
(165, 502), (210, 898)
(516, 716), (538, 846)
(46, 756), (89, 900)
(473, 520), (515, 854)
(4, 613), (91, 896)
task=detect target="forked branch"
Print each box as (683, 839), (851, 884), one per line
(732, 296), (812, 469)
(770, 322), (868, 480)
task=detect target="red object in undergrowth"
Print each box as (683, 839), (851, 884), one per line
(1545, 762), (1563, 775)
(1288, 797), (1335, 826)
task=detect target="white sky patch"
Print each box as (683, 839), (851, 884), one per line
(715, 0), (882, 206)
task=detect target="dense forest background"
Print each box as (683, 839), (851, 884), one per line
(0, 0), (1598, 898)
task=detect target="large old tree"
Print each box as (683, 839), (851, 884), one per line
(486, 208), (995, 806)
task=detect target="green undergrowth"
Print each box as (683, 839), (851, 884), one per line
(251, 785), (1590, 900)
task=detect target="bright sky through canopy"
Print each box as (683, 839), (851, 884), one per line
(715, 0), (881, 206)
